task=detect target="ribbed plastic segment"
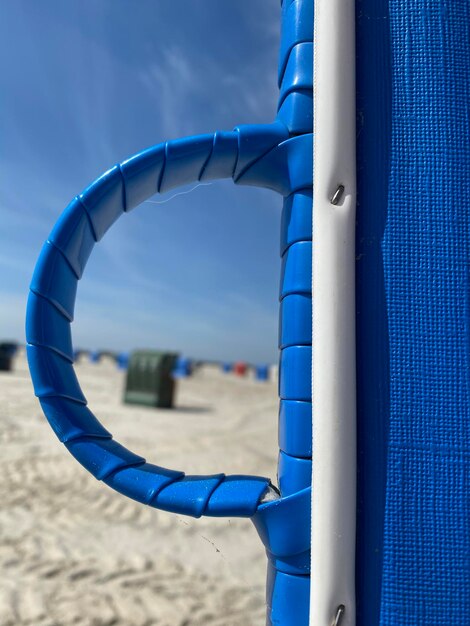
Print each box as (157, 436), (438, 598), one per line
(121, 144), (166, 211)
(27, 344), (86, 403)
(280, 190), (312, 255)
(26, 291), (73, 362)
(199, 131), (238, 180)
(279, 400), (312, 458)
(104, 463), (184, 505)
(79, 165), (126, 240)
(159, 134), (214, 193)
(279, 346), (311, 402)
(39, 396), (111, 443)
(151, 474), (225, 518)
(233, 121), (289, 180)
(279, 43), (313, 106)
(48, 197), (95, 279)
(30, 241), (78, 321)
(279, 294), (312, 349)
(65, 437), (145, 480)
(204, 476), (271, 517)
(278, 0), (313, 87)
(280, 241), (312, 299)
(278, 450), (312, 496)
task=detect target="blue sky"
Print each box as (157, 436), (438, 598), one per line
(0, 0), (283, 364)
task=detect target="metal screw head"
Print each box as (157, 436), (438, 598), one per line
(331, 605), (346, 626)
(330, 184), (345, 206)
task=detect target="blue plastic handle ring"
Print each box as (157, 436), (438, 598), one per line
(25, 127), (292, 519)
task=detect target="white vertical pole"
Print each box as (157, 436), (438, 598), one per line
(311, 0), (357, 624)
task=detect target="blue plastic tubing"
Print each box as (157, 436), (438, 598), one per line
(26, 1), (312, 623)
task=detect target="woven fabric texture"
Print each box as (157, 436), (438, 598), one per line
(380, 1), (470, 623)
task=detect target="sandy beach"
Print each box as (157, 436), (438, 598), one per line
(0, 354), (278, 626)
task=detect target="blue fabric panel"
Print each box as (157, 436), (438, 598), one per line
(357, 0), (470, 623)
(355, 0), (392, 623)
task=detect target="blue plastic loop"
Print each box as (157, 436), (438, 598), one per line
(253, 487), (311, 559)
(205, 476), (273, 517)
(281, 190), (312, 254)
(104, 463), (184, 505)
(79, 165), (126, 241)
(279, 346), (311, 401)
(27, 344), (86, 404)
(26, 291), (73, 362)
(279, 43), (313, 107)
(267, 550), (311, 577)
(65, 437), (145, 480)
(279, 0), (314, 86)
(267, 567), (310, 626)
(237, 134), (313, 196)
(200, 131), (238, 180)
(278, 451), (312, 496)
(39, 396), (111, 443)
(279, 294), (312, 349)
(26, 124), (307, 518)
(159, 134), (214, 193)
(277, 90), (313, 135)
(48, 198), (96, 279)
(121, 144), (166, 211)
(279, 400), (312, 458)
(152, 474), (225, 518)
(233, 121), (289, 180)
(280, 241), (312, 299)
(30, 241), (78, 321)
(26, 2), (315, 621)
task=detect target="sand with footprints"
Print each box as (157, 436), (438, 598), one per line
(0, 353), (278, 625)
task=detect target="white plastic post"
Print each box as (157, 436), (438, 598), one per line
(311, 0), (357, 624)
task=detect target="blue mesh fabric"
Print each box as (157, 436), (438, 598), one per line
(357, 0), (470, 623)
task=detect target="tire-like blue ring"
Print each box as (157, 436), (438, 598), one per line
(26, 123), (296, 518)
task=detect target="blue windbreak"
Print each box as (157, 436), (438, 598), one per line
(356, 0), (470, 623)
